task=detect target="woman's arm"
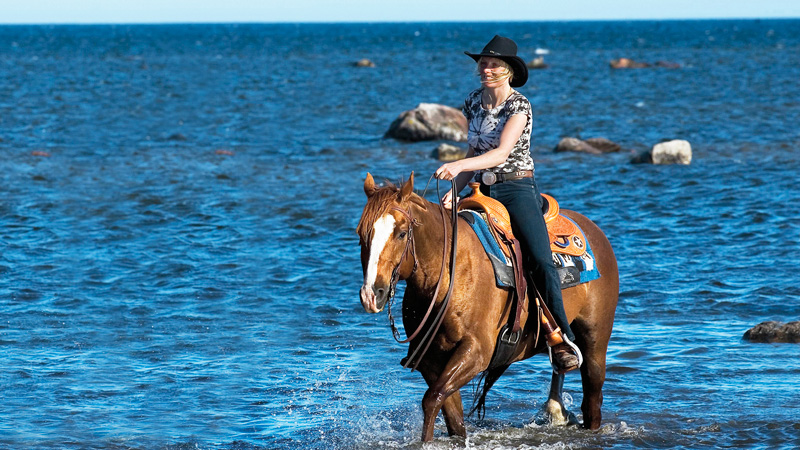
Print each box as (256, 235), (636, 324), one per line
(440, 148), (475, 206)
(451, 147), (476, 191)
(435, 113), (527, 180)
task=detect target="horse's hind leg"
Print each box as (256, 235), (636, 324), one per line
(575, 326), (609, 430)
(579, 347), (607, 429)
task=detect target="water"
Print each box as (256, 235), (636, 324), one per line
(1, 20), (799, 449)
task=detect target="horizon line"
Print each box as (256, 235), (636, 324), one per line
(2, 16), (799, 26)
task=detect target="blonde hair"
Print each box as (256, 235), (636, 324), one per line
(475, 57), (514, 84)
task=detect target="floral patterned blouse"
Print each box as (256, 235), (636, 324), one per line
(462, 87), (534, 173)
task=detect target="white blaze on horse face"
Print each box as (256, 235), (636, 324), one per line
(365, 213), (396, 288)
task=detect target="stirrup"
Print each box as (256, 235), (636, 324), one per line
(547, 335), (583, 374)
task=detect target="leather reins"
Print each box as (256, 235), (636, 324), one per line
(386, 180), (459, 371)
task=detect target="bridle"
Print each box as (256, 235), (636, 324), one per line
(385, 206), (418, 301)
(384, 180), (459, 371)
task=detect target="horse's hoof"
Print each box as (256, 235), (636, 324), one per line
(544, 399), (569, 426)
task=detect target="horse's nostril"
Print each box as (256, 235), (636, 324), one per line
(375, 287), (385, 298)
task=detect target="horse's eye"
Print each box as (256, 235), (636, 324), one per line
(398, 231), (407, 240)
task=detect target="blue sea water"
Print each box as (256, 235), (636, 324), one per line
(1, 20), (799, 449)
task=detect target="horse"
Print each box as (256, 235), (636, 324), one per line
(356, 172), (619, 442)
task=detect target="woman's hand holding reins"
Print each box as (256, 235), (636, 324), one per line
(435, 162), (464, 209)
(435, 161), (463, 181)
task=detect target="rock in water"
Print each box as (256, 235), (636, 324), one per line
(527, 56), (548, 69)
(555, 137), (621, 154)
(433, 143), (467, 161)
(743, 321), (800, 343)
(652, 139), (692, 165)
(555, 137), (602, 154)
(385, 103), (468, 142)
(354, 58), (375, 67)
(584, 137), (622, 153)
(610, 58), (651, 69)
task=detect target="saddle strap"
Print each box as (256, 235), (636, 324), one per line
(510, 238), (527, 333)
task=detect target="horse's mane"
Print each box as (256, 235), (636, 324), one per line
(356, 181), (430, 245)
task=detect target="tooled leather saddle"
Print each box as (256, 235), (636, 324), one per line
(458, 183), (587, 265)
(457, 183), (588, 329)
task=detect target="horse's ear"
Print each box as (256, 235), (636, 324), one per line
(399, 172), (414, 201)
(364, 173), (377, 197)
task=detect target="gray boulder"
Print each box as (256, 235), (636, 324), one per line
(743, 321), (800, 343)
(385, 103), (468, 142)
(555, 137), (621, 154)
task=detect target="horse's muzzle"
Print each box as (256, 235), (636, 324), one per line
(360, 283), (389, 313)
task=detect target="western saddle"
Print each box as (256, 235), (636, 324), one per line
(457, 182), (586, 349)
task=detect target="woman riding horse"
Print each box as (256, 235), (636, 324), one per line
(435, 35), (581, 373)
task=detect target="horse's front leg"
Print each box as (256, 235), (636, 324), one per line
(420, 337), (484, 442)
(442, 390), (465, 437)
(420, 367), (467, 438)
(545, 371), (570, 425)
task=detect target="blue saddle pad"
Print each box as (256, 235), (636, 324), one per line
(459, 210), (514, 288)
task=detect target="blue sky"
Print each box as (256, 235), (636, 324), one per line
(4, 0), (800, 24)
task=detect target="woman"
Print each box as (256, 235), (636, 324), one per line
(435, 35), (581, 373)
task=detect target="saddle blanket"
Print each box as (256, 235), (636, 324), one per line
(552, 216), (600, 289)
(459, 210), (515, 288)
(459, 210), (600, 290)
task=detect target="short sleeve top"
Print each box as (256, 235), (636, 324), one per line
(462, 87), (534, 173)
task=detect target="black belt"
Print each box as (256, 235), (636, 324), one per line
(480, 170), (533, 186)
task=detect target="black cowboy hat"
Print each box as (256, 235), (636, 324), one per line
(465, 35), (529, 87)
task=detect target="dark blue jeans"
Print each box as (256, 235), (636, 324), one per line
(485, 177), (575, 342)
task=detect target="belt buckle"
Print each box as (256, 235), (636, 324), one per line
(481, 171), (497, 185)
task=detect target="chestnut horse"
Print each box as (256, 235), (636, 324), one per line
(357, 173), (619, 442)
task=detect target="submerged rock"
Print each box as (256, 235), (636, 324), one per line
(610, 58), (681, 69)
(629, 150), (652, 164)
(610, 58), (650, 69)
(354, 58), (375, 67)
(385, 103), (468, 142)
(655, 60), (682, 69)
(167, 133), (187, 141)
(527, 56), (549, 69)
(743, 321), (800, 343)
(433, 143), (467, 161)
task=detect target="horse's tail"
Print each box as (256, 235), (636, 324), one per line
(467, 364), (510, 420)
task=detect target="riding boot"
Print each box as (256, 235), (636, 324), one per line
(530, 253), (582, 373)
(538, 296), (582, 373)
